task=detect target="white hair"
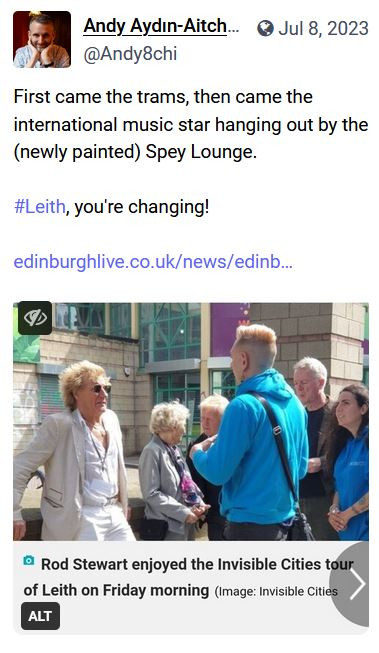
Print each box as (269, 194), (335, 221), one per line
(293, 357), (327, 382)
(149, 401), (189, 435)
(199, 394), (229, 414)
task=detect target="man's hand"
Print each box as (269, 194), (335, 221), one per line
(26, 39), (40, 68)
(40, 44), (55, 66)
(13, 519), (26, 541)
(190, 435), (217, 459)
(307, 457), (322, 473)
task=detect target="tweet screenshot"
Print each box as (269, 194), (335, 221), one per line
(3, 0), (375, 646)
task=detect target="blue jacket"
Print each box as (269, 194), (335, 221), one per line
(193, 369), (308, 524)
(334, 425), (369, 541)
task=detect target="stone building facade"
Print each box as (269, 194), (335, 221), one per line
(248, 303), (365, 398)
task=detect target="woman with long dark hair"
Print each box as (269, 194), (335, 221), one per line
(327, 384), (369, 540)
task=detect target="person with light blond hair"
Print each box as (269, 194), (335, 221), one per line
(186, 394), (229, 540)
(191, 324), (308, 540)
(13, 360), (135, 541)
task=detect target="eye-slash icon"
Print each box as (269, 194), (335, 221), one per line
(18, 302), (52, 335)
(24, 309), (47, 327)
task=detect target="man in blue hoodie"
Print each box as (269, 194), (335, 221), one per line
(191, 324), (309, 540)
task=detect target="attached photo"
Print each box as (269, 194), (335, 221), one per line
(13, 302), (369, 542)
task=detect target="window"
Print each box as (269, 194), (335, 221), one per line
(140, 303), (201, 365)
(153, 371), (201, 450)
(56, 303), (105, 334)
(109, 304), (131, 338)
(211, 370), (236, 401)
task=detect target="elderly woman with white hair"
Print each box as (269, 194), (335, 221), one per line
(139, 401), (209, 540)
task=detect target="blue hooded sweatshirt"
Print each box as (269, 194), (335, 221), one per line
(334, 425), (369, 541)
(193, 369), (308, 524)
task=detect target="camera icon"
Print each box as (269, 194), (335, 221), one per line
(23, 555), (35, 566)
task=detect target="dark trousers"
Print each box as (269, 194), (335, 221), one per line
(207, 520), (226, 541)
(300, 496), (339, 541)
(224, 521), (288, 541)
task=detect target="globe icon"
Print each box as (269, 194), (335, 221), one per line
(257, 20), (274, 37)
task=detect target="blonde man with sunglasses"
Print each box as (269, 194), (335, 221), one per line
(13, 360), (135, 541)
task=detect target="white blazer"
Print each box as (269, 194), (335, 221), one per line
(13, 409), (129, 540)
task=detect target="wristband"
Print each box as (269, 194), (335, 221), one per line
(329, 504), (339, 514)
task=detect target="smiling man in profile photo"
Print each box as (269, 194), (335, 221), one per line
(14, 13), (70, 68)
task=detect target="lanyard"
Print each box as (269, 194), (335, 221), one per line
(90, 432), (108, 472)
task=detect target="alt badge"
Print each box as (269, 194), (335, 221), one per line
(21, 602), (60, 630)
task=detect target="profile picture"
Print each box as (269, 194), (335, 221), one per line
(13, 10), (71, 68)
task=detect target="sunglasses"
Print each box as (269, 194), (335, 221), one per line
(91, 383), (112, 395)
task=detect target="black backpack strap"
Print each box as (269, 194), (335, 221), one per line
(246, 391), (299, 505)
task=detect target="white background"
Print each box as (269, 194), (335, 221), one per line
(0, 0), (376, 649)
